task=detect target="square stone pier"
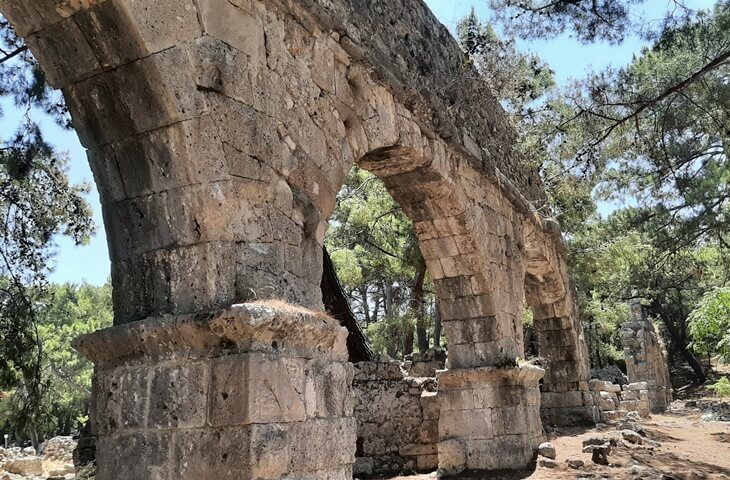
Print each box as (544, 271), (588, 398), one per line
(73, 303), (356, 480)
(436, 365), (545, 475)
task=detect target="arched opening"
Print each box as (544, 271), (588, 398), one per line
(523, 225), (598, 426)
(325, 166), (441, 360)
(324, 163), (445, 477)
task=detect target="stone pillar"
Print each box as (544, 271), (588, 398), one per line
(532, 297), (600, 426)
(428, 217), (546, 474)
(622, 301), (673, 412)
(436, 366), (544, 474)
(73, 304), (356, 480)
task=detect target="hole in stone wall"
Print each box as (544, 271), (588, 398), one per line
(524, 295), (539, 359)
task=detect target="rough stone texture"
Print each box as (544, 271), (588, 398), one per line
(403, 348), (446, 377)
(0, 0), (597, 474)
(73, 303), (355, 480)
(622, 301), (673, 412)
(589, 379), (652, 419)
(42, 436), (76, 465)
(436, 365), (545, 475)
(352, 361), (439, 476)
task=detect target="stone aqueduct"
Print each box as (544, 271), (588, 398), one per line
(2, 0), (598, 477)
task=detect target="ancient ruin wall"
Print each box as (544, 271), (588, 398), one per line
(1, 0), (595, 475)
(623, 302), (673, 412)
(352, 362), (439, 476)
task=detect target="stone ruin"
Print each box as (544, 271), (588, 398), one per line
(403, 347), (446, 377)
(0, 436), (77, 479)
(352, 361), (439, 476)
(623, 302), (673, 412)
(589, 379), (651, 420)
(1, 0), (600, 477)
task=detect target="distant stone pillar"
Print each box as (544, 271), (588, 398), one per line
(622, 301), (673, 412)
(74, 304), (356, 480)
(532, 297), (600, 426)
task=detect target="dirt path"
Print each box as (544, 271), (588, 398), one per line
(382, 404), (730, 480)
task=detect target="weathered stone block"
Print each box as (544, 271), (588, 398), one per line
(198, 0), (266, 64)
(26, 18), (101, 87)
(148, 361), (208, 428)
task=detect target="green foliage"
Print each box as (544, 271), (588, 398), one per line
(326, 168), (437, 355)
(0, 282), (112, 441)
(488, 0), (641, 44)
(709, 376), (730, 397)
(689, 288), (730, 363)
(456, 9), (555, 114)
(0, 14), (95, 440)
(365, 313), (416, 359)
(488, 0), (699, 44)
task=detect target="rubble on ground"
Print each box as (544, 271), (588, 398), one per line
(0, 437), (77, 480)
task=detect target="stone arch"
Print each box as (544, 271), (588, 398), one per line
(523, 218), (599, 425)
(1, 0), (584, 476)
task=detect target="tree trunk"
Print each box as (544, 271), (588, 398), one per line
(651, 300), (706, 383)
(403, 329), (414, 356)
(413, 254), (428, 352)
(384, 280), (393, 317)
(359, 285), (371, 325)
(433, 298), (442, 347)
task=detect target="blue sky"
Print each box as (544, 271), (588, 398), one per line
(4, 0), (715, 286)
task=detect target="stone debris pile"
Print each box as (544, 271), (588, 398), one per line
(589, 379), (652, 420)
(402, 348), (446, 378)
(0, 437), (76, 480)
(699, 401), (730, 422)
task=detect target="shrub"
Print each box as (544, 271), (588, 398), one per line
(709, 377), (730, 397)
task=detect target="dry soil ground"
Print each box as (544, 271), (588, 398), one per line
(384, 402), (730, 480)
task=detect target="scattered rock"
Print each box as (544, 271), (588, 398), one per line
(538, 442), (556, 459)
(2, 457), (43, 476)
(617, 420), (645, 434)
(701, 401), (730, 422)
(566, 457), (585, 469)
(537, 456), (558, 468)
(43, 436), (76, 464)
(621, 429), (643, 445)
(591, 445), (611, 465)
(625, 411), (642, 422)
(582, 436), (617, 448)
(0, 472), (23, 480)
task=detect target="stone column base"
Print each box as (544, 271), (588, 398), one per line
(541, 388), (601, 427)
(73, 303), (356, 480)
(436, 365), (544, 476)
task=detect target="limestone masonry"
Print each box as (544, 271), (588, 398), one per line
(623, 302), (673, 412)
(1, 0), (601, 477)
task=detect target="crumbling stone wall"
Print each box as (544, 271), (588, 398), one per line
(352, 361), (439, 477)
(589, 379), (651, 420)
(403, 347), (446, 377)
(623, 302), (673, 412)
(1, 0), (596, 476)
